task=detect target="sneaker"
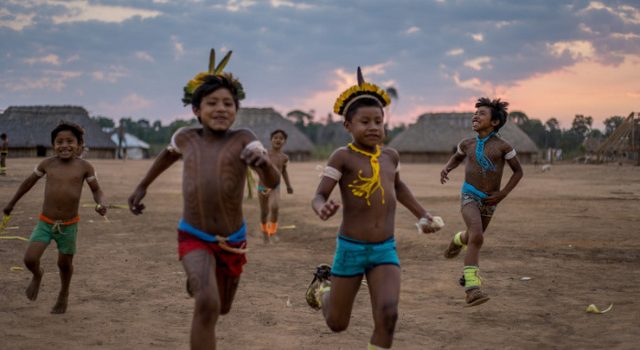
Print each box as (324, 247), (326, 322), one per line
(444, 232), (464, 259)
(444, 239), (463, 259)
(464, 288), (490, 307)
(305, 264), (331, 310)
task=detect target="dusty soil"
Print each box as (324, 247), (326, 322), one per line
(1, 158), (639, 349)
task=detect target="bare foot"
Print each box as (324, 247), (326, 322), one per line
(25, 268), (43, 301)
(51, 293), (68, 314)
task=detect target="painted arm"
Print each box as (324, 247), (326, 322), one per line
(484, 156), (523, 206)
(440, 152), (466, 184)
(128, 149), (181, 215)
(311, 177), (340, 221)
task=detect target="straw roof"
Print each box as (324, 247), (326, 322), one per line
(389, 112), (539, 153)
(0, 105), (116, 148)
(234, 108), (314, 153)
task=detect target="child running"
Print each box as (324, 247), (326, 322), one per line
(305, 67), (442, 350)
(0, 133), (8, 175)
(128, 49), (280, 350)
(440, 97), (523, 306)
(257, 129), (293, 243)
(2, 122), (107, 314)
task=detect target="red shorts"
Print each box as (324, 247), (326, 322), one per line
(177, 230), (247, 277)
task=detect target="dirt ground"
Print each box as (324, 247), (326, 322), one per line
(0, 158), (639, 350)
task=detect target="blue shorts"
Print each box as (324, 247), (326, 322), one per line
(331, 235), (400, 277)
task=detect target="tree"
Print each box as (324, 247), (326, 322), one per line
(603, 115), (625, 137)
(570, 114), (593, 137)
(509, 111), (529, 126)
(92, 115), (115, 129)
(286, 109), (314, 126)
(545, 118), (561, 148)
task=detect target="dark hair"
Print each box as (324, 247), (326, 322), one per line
(0, 133), (6, 139)
(475, 97), (509, 131)
(344, 98), (384, 122)
(51, 121), (84, 145)
(191, 75), (240, 111)
(270, 129), (288, 139)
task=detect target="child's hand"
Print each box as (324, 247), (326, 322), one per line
(287, 187), (294, 194)
(440, 168), (450, 184)
(3, 205), (12, 216)
(95, 204), (107, 216)
(240, 147), (269, 168)
(483, 191), (506, 205)
(416, 213), (444, 234)
(316, 199), (340, 220)
(128, 187), (147, 215)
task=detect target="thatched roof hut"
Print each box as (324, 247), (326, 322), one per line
(596, 112), (639, 163)
(389, 112), (539, 163)
(234, 108), (314, 161)
(0, 105), (116, 158)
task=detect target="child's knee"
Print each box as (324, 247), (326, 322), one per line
(467, 230), (484, 246)
(24, 254), (40, 268)
(375, 302), (398, 333)
(194, 292), (221, 320)
(326, 316), (349, 333)
(57, 259), (73, 272)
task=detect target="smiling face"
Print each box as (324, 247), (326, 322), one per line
(271, 132), (287, 150)
(193, 87), (237, 132)
(472, 106), (499, 133)
(53, 130), (80, 160)
(345, 105), (385, 149)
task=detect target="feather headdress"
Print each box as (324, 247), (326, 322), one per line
(333, 67), (391, 116)
(181, 48), (245, 106)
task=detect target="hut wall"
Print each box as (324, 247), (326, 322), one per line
(5, 148), (115, 159)
(398, 152), (537, 163)
(288, 152), (311, 162)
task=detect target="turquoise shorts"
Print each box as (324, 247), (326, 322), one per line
(30, 220), (78, 255)
(331, 235), (400, 277)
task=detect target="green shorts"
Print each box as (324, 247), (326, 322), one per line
(30, 220), (78, 255)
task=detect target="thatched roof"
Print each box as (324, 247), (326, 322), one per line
(234, 108), (314, 153)
(596, 112), (639, 154)
(389, 112), (539, 153)
(0, 105), (116, 148)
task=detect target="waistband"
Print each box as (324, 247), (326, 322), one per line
(178, 219), (246, 243)
(338, 234), (395, 246)
(39, 213), (80, 225)
(461, 182), (488, 199)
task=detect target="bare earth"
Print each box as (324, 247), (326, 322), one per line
(1, 158), (639, 350)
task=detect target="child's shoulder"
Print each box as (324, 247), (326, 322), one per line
(382, 146), (400, 159)
(173, 126), (201, 139)
(494, 135), (514, 149)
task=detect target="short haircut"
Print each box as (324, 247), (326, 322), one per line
(0, 133), (6, 139)
(51, 121), (84, 145)
(270, 129), (288, 139)
(191, 75), (241, 110)
(475, 97), (509, 131)
(345, 98), (384, 122)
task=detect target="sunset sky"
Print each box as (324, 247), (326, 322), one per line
(1, 0), (639, 129)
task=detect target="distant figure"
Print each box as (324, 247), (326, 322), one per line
(127, 49), (279, 349)
(0, 133), (7, 175)
(305, 67), (441, 350)
(440, 97), (523, 307)
(257, 129), (294, 243)
(2, 122), (107, 314)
